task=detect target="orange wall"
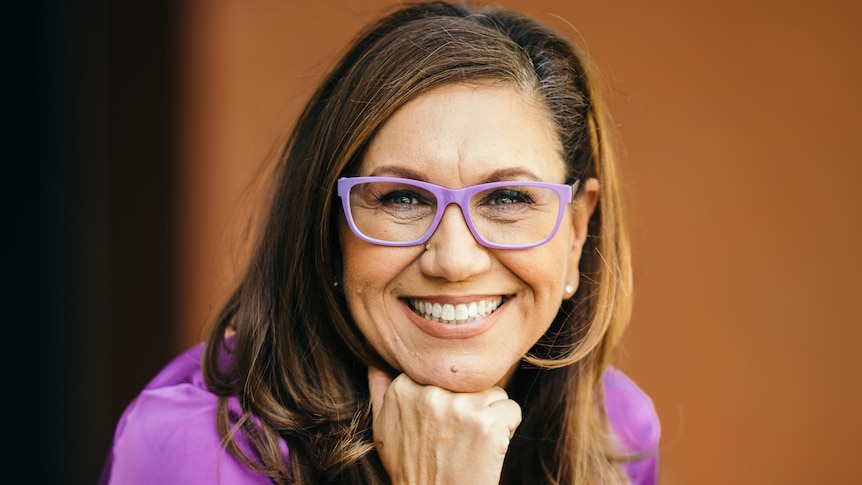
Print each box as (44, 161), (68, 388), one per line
(176, 1), (862, 483)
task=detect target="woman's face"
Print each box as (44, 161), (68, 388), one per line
(340, 83), (597, 392)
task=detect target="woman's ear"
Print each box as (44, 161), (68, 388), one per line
(564, 177), (600, 292)
(571, 177), (600, 248)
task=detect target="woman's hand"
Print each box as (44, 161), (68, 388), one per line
(368, 366), (522, 485)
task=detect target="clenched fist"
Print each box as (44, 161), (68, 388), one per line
(368, 367), (522, 485)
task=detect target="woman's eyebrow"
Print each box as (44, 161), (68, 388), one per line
(367, 165), (427, 181)
(481, 167), (543, 183)
(366, 165), (544, 183)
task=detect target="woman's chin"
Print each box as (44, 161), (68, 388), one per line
(404, 363), (518, 393)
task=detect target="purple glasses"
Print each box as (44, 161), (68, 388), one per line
(337, 176), (579, 249)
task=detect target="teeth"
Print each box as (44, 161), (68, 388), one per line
(432, 303), (442, 318)
(408, 296), (504, 324)
(441, 304), (455, 321)
(454, 304), (468, 320)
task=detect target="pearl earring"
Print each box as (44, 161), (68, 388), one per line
(564, 282), (575, 296)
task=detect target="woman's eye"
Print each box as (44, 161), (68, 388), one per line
(488, 189), (532, 205)
(381, 190), (423, 205)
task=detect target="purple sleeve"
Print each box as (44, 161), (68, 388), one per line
(101, 344), (288, 484)
(604, 368), (661, 485)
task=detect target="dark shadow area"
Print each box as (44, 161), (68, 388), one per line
(38, 1), (179, 483)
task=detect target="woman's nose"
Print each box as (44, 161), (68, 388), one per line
(419, 205), (492, 281)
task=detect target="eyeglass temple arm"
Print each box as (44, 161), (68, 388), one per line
(570, 179), (581, 199)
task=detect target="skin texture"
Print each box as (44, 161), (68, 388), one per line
(341, 84), (599, 483)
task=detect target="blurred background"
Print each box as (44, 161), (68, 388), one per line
(38, 0), (861, 483)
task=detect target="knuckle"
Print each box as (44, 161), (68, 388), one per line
(416, 385), (446, 413)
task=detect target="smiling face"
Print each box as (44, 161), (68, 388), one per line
(340, 83), (596, 392)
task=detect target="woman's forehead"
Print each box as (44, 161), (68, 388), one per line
(357, 83), (566, 185)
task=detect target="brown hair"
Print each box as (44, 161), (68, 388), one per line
(203, 2), (633, 483)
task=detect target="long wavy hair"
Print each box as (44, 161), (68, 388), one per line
(203, 2), (633, 483)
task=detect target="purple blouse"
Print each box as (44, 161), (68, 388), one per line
(101, 343), (660, 484)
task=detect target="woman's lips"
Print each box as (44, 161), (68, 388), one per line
(407, 296), (504, 324)
(401, 296), (510, 339)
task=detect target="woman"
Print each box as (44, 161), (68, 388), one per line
(102, 1), (660, 483)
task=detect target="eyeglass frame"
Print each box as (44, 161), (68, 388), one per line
(337, 176), (581, 250)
